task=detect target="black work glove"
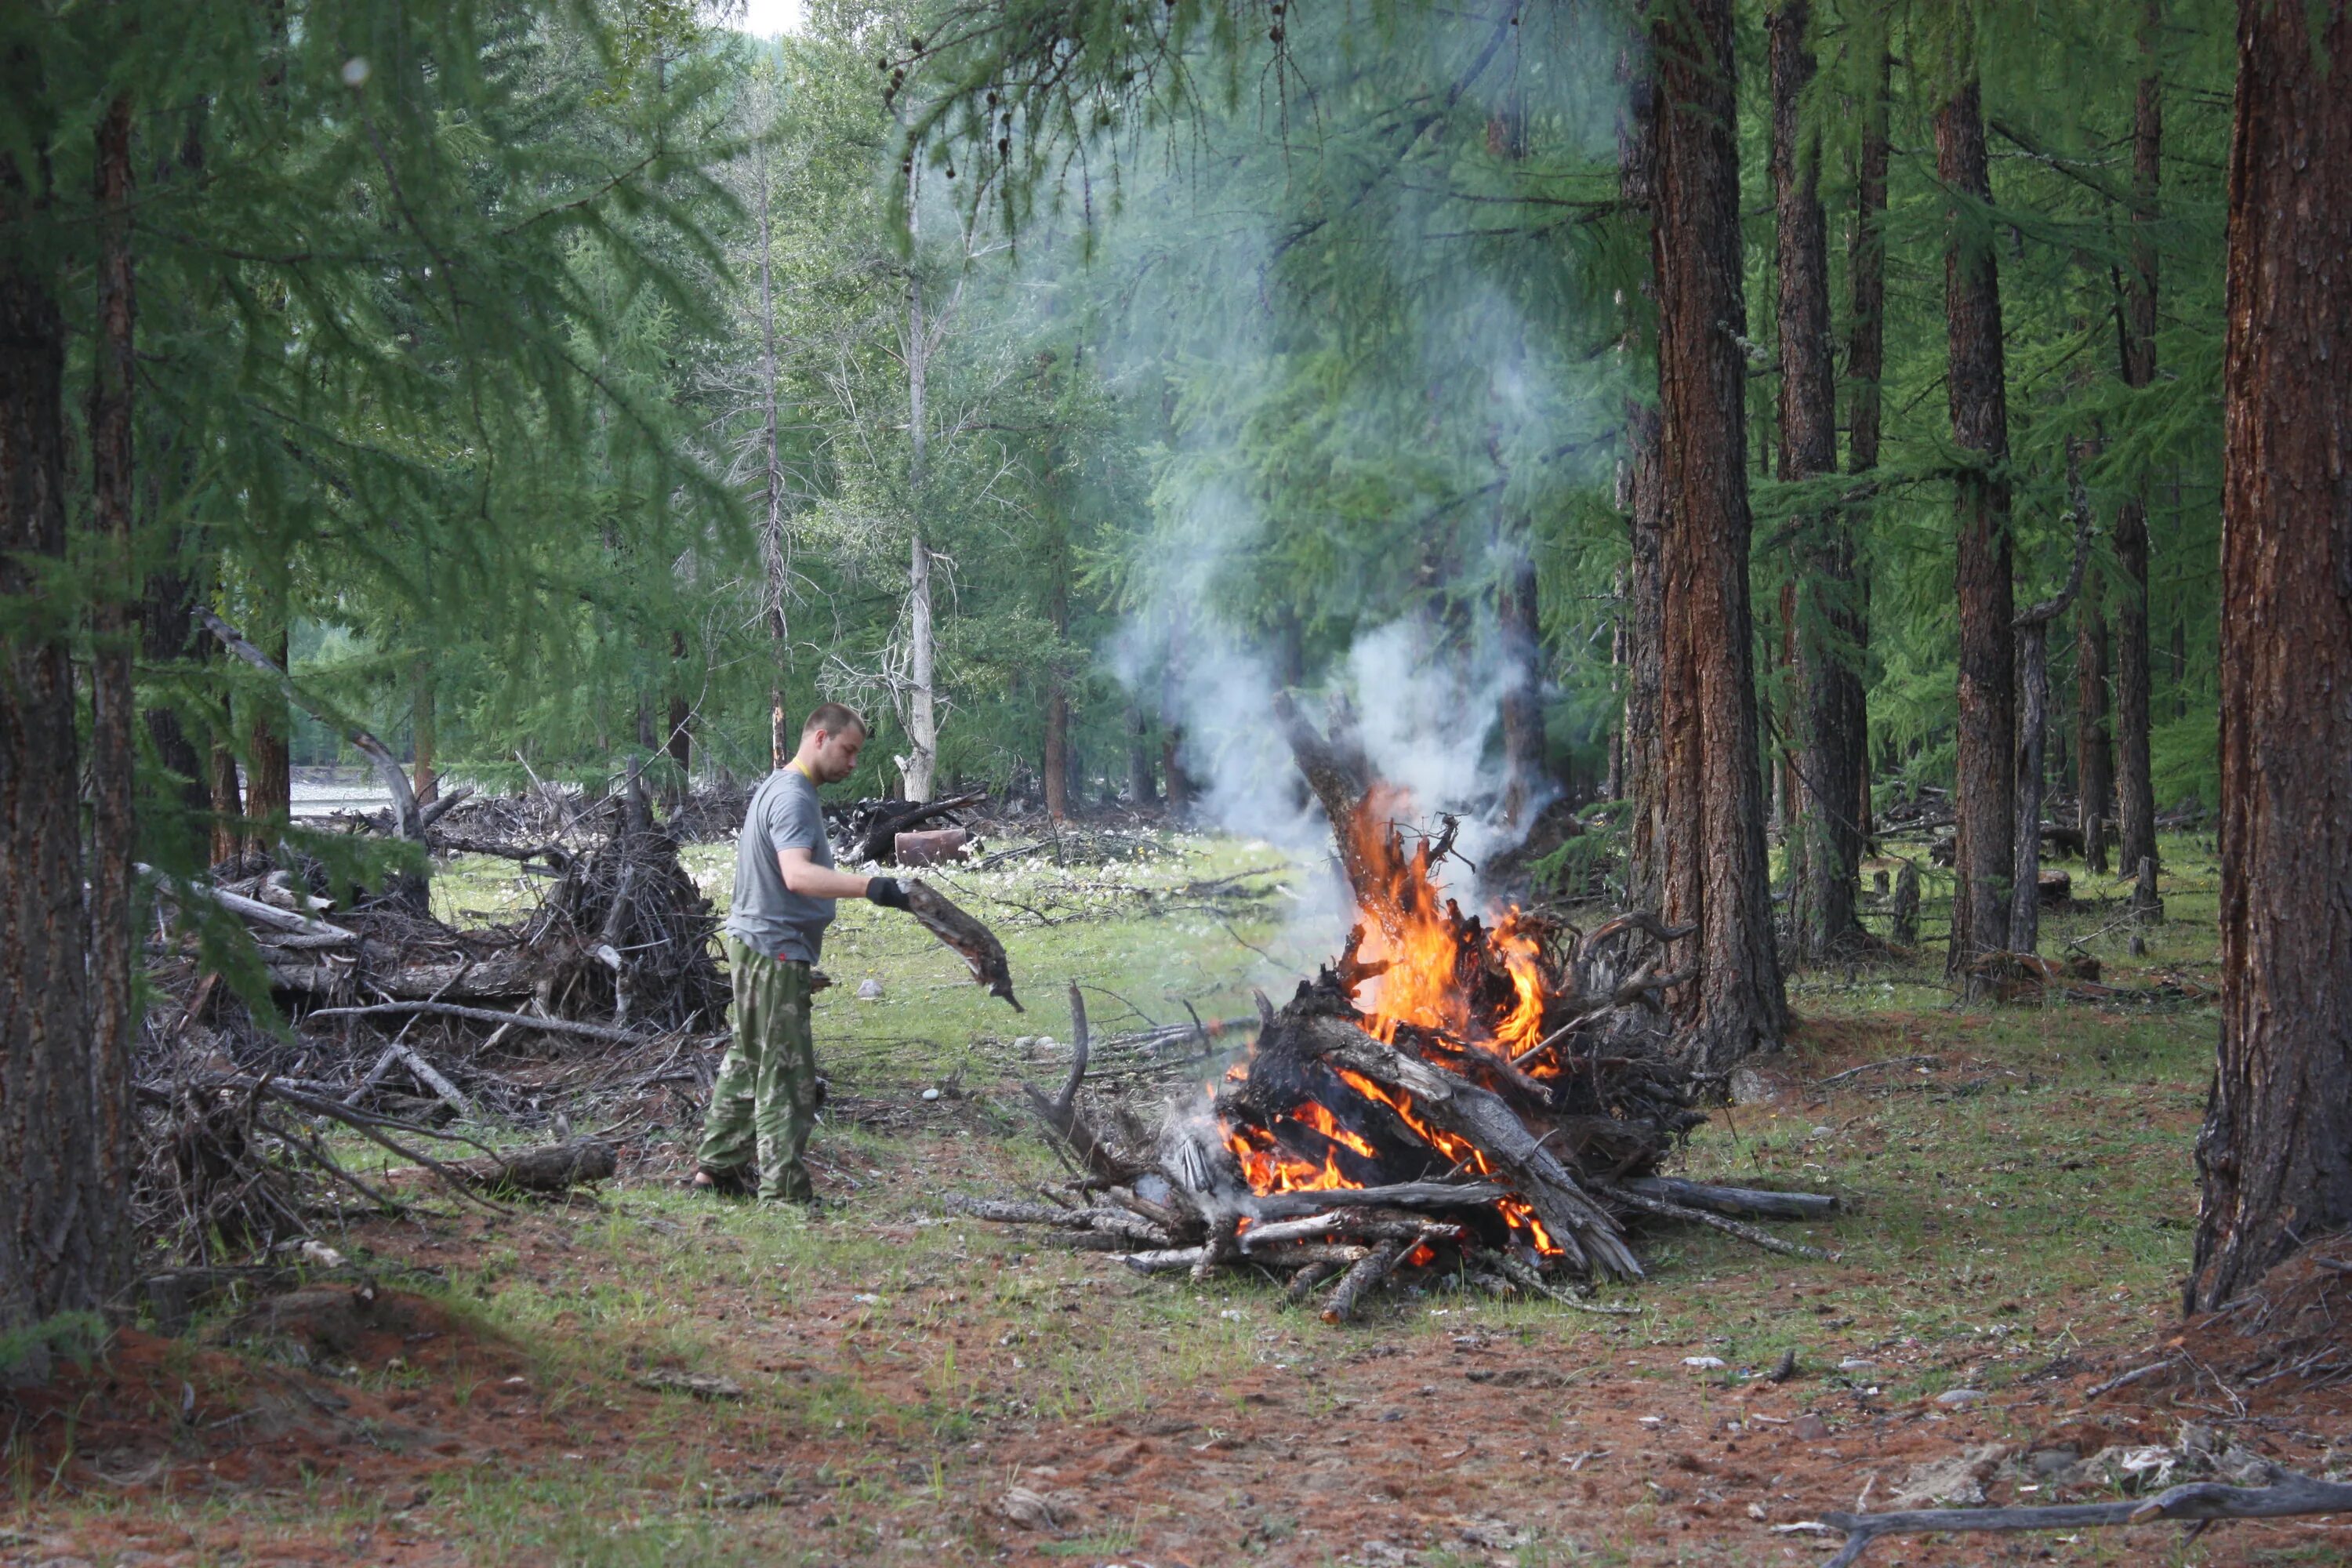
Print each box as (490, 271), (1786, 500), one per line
(866, 875), (912, 910)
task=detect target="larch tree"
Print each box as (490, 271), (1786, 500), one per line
(2112, 0), (2165, 900)
(2186, 0), (2352, 1313)
(1934, 20), (2017, 988)
(1842, 23), (1889, 868)
(1770, 0), (1864, 957)
(1650, 0), (1785, 1066)
(1, 0), (732, 1339)
(0, 87), (111, 1346)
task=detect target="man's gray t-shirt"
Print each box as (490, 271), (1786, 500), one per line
(724, 768), (839, 963)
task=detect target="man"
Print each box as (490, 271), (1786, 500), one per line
(694, 702), (912, 1204)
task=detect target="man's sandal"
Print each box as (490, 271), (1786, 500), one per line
(691, 1165), (757, 1197)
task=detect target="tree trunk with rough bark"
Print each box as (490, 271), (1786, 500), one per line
(1936, 68), (2016, 987)
(1044, 528), (1072, 820)
(1772, 0), (1863, 958)
(89, 96), (140, 1290)
(139, 103), (212, 838)
(2010, 462), (2092, 957)
(2077, 597), (2113, 875)
(665, 630), (691, 782)
(1650, 0), (1785, 1069)
(1160, 610), (1191, 815)
(1, 180), (111, 1343)
(412, 655), (439, 805)
(1616, 16), (1665, 913)
(1497, 533), (1545, 827)
(143, 552), (210, 822)
(1846, 34), (1890, 880)
(2187, 0), (2352, 1315)
(1606, 565), (1628, 803)
(1123, 702), (1152, 807)
(245, 614), (293, 855)
(2114, 0), (2163, 884)
(209, 743), (245, 866)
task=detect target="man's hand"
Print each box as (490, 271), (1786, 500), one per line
(866, 876), (912, 910)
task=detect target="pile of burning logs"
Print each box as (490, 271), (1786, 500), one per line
(966, 695), (1835, 1319)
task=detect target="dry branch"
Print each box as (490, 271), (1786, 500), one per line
(1595, 1180), (1830, 1260)
(1818, 1475), (2352, 1567)
(1247, 1181), (1510, 1219)
(1618, 1177), (1838, 1220)
(1018, 982), (1140, 1185)
(301, 1000), (651, 1045)
(1321, 1236), (1417, 1323)
(1299, 1016), (1642, 1279)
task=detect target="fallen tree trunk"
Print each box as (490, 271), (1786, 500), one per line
(1819, 1474), (2352, 1567)
(1619, 1177), (1838, 1219)
(450, 1138), (618, 1195)
(851, 790), (986, 865)
(273, 945), (550, 1002)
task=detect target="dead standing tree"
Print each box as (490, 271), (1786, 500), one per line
(2008, 458), (2096, 956)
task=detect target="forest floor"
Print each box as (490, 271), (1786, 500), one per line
(12, 828), (2352, 1568)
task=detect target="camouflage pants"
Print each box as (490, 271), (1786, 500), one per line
(697, 936), (819, 1202)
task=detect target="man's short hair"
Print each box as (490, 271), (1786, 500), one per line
(802, 702), (867, 740)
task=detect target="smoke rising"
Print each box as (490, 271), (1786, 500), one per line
(984, 2), (1631, 923)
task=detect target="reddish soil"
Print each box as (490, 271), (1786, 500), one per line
(6, 1044), (2350, 1566)
(10, 1230), (2351, 1566)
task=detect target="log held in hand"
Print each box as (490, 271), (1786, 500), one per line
(902, 879), (1021, 1009)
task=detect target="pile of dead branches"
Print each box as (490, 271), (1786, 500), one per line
(127, 776), (728, 1276)
(165, 775), (724, 1043)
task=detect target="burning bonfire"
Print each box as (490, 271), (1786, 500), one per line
(965, 697), (1832, 1320)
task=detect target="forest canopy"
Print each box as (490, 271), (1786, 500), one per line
(5, 0), (2221, 844)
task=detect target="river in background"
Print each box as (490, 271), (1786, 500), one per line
(289, 765), (405, 819)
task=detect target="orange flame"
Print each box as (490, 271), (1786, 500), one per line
(1283, 1101), (1377, 1160)
(1214, 786), (1569, 1257)
(1221, 1120), (1361, 1193)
